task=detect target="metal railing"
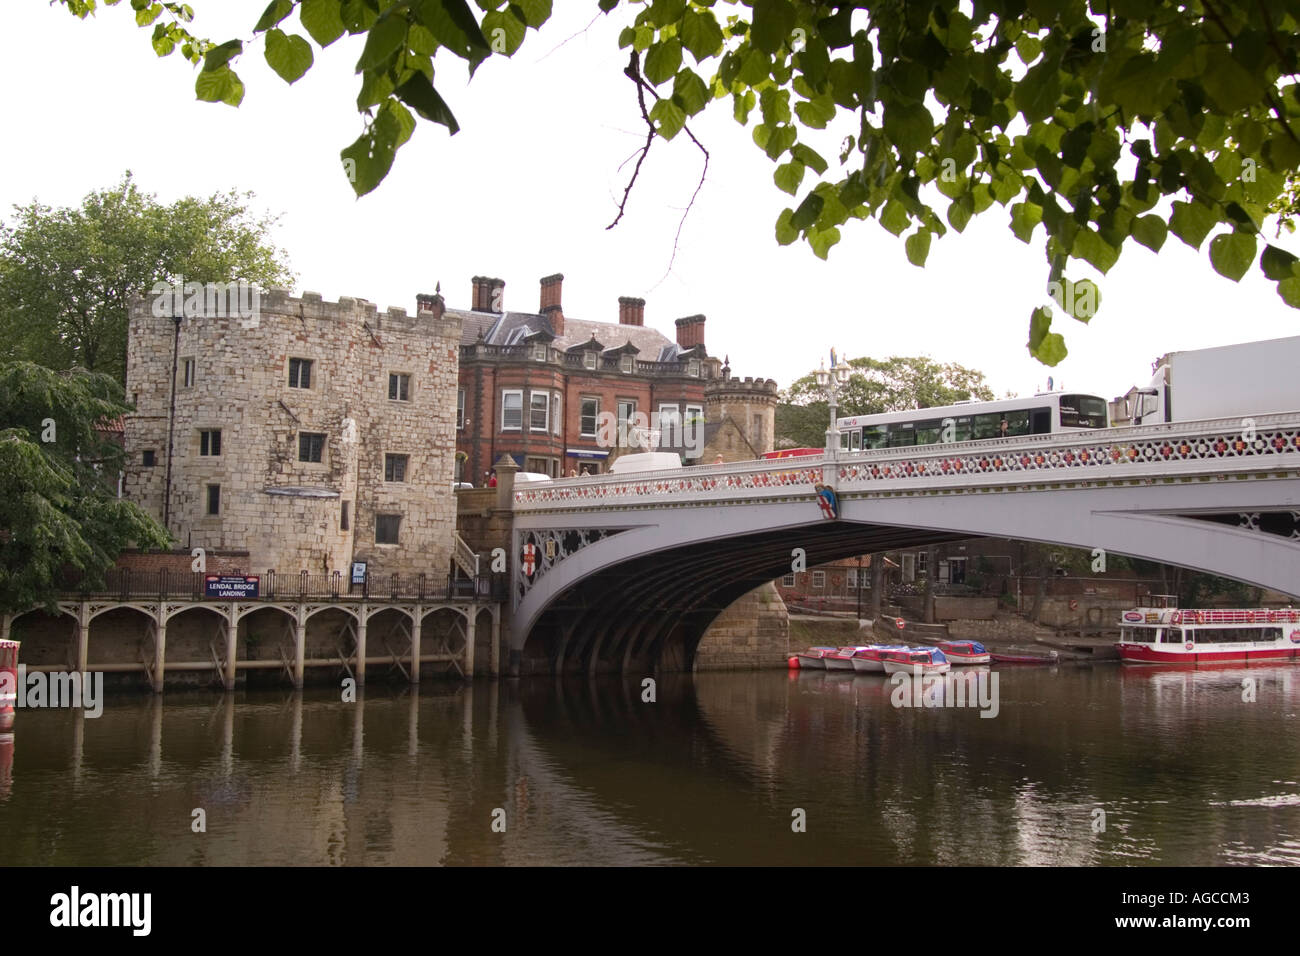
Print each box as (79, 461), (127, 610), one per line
(62, 568), (506, 603)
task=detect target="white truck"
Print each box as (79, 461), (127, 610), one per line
(1115, 335), (1300, 426)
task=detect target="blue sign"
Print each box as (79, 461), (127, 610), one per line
(204, 575), (260, 599)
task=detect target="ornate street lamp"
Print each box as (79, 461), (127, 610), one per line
(813, 349), (852, 458)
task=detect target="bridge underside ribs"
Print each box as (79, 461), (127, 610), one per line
(525, 522), (967, 676)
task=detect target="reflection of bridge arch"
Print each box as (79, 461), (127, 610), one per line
(513, 416), (1300, 674)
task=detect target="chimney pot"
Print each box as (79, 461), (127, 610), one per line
(618, 296), (645, 326)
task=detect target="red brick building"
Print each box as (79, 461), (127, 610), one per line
(453, 274), (730, 481)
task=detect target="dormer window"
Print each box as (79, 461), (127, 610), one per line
(620, 354), (634, 373)
(688, 359), (700, 377)
(533, 344), (547, 362)
(583, 351), (597, 370)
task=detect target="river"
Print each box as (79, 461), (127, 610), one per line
(1, 662), (1298, 865)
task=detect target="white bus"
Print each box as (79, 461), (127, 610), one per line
(835, 392), (1110, 451)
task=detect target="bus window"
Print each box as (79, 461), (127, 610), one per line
(888, 423), (916, 447)
(914, 419), (942, 445)
(972, 414), (999, 440)
(1004, 409), (1030, 436)
(850, 430), (861, 451)
(1030, 406), (1051, 433)
(952, 417), (972, 442)
(863, 426), (888, 449)
(1059, 394), (1108, 428)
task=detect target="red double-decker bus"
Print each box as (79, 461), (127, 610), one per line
(762, 448), (824, 459)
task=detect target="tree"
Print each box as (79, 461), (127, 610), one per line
(775, 354), (995, 447)
(0, 173), (293, 384)
(58, 1), (1300, 366)
(0, 363), (170, 615)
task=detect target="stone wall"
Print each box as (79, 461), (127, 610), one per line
(694, 582), (790, 670)
(945, 614), (1058, 642)
(124, 290), (461, 578)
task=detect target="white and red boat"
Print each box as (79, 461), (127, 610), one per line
(795, 646), (839, 669)
(0, 639), (18, 731)
(849, 644), (910, 673)
(1115, 596), (1300, 665)
(935, 640), (991, 665)
(880, 646), (951, 676)
(824, 646), (875, 671)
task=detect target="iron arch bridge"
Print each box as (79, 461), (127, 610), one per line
(508, 412), (1300, 675)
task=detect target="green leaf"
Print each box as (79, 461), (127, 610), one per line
(645, 39), (683, 85)
(751, 0), (796, 55)
(680, 8), (724, 60)
(905, 229), (932, 267)
(255, 0), (294, 32)
(774, 161), (805, 196)
(300, 0), (347, 47)
(1168, 200), (1218, 250)
(790, 192), (825, 231)
(673, 68), (709, 115)
(202, 39), (243, 72)
(481, 9), (526, 55)
(1260, 244), (1300, 282)
(1072, 229), (1119, 274)
(412, 0), (491, 61)
(883, 100), (934, 158)
(947, 196), (972, 233)
(809, 226), (841, 259)
(1027, 306), (1067, 365)
(1277, 276), (1300, 308)
(394, 72), (460, 132)
(794, 96), (836, 129)
(1016, 58), (1060, 123)
(1207, 231), (1256, 282)
(356, 12), (407, 71)
(650, 98), (686, 140)
(264, 29), (314, 84)
(195, 65), (245, 106)
(1010, 201), (1042, 243)
(511, 0), (552, 29)
(775, 208), (798, 245)
(879, 200), (909, 237)
(790, 143), (827, 175)
(1130, 214), (1167, 252)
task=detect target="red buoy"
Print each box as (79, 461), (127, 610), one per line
(787, 656), (799, 669)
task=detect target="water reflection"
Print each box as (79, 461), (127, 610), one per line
(0, 663), (1297, 865)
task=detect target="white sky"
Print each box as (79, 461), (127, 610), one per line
(3, 1), (1297, 402)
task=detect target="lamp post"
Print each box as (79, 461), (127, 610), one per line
(813, 349), (852, 458)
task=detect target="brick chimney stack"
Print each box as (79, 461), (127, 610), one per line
(675, 314), (705, 349)
(416, 291), (445, 320)
(618, 296), (645, 326)
(471, 276), (505, 313)
(540, 273), (564, 336)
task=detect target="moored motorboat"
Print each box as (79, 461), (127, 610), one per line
(795, 646), (839, 669)
(1115, 598), (1300, 665)
(849, 644), (910, 673)
(936, 640), (991, 665)
(990, 651), (1057, 664)
(0, 639), (18, 731)
(880, 646), (951, 675)
(824, 646), (873, 670)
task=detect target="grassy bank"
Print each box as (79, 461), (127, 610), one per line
(789, 618), (864, 648)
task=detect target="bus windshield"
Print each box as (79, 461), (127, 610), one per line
(1059, 394), (1108, 428)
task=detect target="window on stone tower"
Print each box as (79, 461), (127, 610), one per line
(375, 514), (401, 545)
(340, 501), (350, 531)
(182, 357), (196, 388)
(384, 453), (409, 482)
(388, 372), (410, 401)
(298, 432), (326, 463)
(206, 484), (220, 516)
(142, 450), (156, 467)
(199, 429), (221, 456)
(288, 357), (312, 389)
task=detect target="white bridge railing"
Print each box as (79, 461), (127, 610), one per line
(512, 412), (1300, 513)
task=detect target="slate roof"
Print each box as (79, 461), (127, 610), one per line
(449, 308), (680, 359)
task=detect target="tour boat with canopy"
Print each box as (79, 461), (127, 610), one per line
(935, 640), (991, 664)
(880, 646), (952, 675)
(1115, 595), (1300, 665)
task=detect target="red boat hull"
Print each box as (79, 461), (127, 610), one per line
(1116, 644), (1300, 664)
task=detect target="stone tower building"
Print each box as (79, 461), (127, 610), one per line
(123, 288), (462, 577)
(702, 368), (780, 461)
